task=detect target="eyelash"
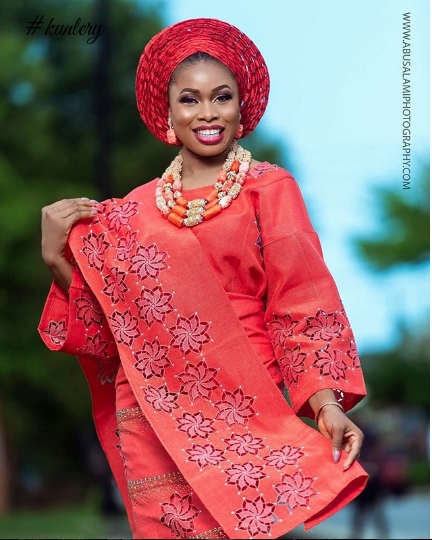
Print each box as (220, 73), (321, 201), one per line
(179, 93), (233, 104)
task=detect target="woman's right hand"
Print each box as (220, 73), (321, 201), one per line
(41, 198), (97, 291)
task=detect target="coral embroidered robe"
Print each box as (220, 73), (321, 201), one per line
(38, 163), (368, 539)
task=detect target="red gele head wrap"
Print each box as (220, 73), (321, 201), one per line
(135, 18), (270, 145)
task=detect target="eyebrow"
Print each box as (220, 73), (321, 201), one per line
(179, 84), (233, 94)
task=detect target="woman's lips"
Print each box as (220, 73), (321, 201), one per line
(193, 128), (224, 145)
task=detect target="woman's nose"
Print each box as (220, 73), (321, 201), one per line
(198, 101), (219, 121)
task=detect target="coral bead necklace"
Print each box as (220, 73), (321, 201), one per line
(155, 141), (252, 228)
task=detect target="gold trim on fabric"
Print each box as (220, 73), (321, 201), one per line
(116, 406), (151, 432)
(189, 527), (228, 539)
(127, 471), (190, 505)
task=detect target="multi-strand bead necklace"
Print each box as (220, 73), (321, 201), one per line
(155, 141), (252, 228)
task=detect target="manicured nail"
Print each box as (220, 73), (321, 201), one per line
(90, 199), (99, 204)
(81, 197), (90, 200)
(333, 449), (340, 463)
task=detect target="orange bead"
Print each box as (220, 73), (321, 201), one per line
(176, 197), (189, 208)
(171, 205), (187, 218)
(206, 189), (219, 201)
(230, 160), (240, 173)
(205, 198), (220, 210)
(165, 174), (174, 183)
(167, 212), (184, 227)
(203, 204), (222, 220)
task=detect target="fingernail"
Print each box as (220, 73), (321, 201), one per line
(90, 200), (99, 204)
(91, 207), (98, 215)
(333, 449), (340, 463)
(81, 197), (90, 200)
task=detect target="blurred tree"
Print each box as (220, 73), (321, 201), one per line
(353, 164), (430, 410)
(0, 0), (289, 509)
(355, 165), (429, 270)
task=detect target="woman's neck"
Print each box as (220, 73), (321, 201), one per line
(179, 147), (231, 190)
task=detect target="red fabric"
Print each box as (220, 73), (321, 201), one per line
(38, 163), (368, 539)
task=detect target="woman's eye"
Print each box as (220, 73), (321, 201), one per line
(215, 93), (233, 102)
(179, 96), (198, 104)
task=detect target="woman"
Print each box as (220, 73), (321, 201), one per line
(38, 18), (368, 539)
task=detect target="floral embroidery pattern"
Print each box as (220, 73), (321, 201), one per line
(130, 244), (168, 280)
(44, 319), (66, 345)
(214, 387), (256, 427)
(313, 344), (347, 381)
(177, 359), (219, 403)
(274, 470), (317, 511)
(347, 340), (361, 369)
(169, 313), (211, 356)
(264, 445), (304, 469)
(223, 432), (265, 456)
(96, 357), (119, 385)
(268, 313), (299, 348)
(175, 411), (216, 439)
(160, 492), (200, 538)
(143, 383), (179, 414)
(133, 337), (170, 379)
(133, 285), (174, 327)
(108, 309), (140, 347)
(116, 229), (138, 261)
(279, 345), (307, 386)
(105, 200), (138, 232)
(234, 495), (277, 537)
(81, 231), (110, 271)
(74, 291), (105, 327)
(102, 267), (128, 305)
(223, 462), (266, 492)
(185, 443), (226, 469)
(77, 331), (112, 359)
(302, 309), (343, 341)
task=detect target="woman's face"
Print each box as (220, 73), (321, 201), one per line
(168, 60), (241, 158)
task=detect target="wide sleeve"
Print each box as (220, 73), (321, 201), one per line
(258, 172), (367, 419)
(38, 265), (118, 359)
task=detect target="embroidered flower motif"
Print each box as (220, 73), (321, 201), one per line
(96, 357), (119, 385)
(186, 443), (226, 469)
(234, 494), (277, 537)
(81, 231), (110, 271)
(108, 309), (140, 347)
(129, 244), (168, 280)
(347, 340), (361, 369)
(102, 267), (128, 305)
(263, 445), (305, 469)
(302, 309), (343, 341)
(279, 345), (307, 386)
(177, 359), (219, 403)
(74, 291), (105, 327)
(223, 462), (266, 492)
(160, 492), (200, 538)
(313, 344), (348, 381)
(77, 331), (112, 359)
(274, 470), (317, 512)
(223, 432), (265, 456)
(133, 337), (170, 379)
(175, 411), (216, 439)
(214, 387), (256, 427)
(116, 229), (138, 261)
(133, 285), (174, 327)
(169, 313), (211, 356)
(268, 313), (299, 348)
(143, 383), (179, 414)
(44, 319), (66, 345)
(106, 200), (138, 232)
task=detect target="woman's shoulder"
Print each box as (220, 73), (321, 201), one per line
(246, 161), (299, 191)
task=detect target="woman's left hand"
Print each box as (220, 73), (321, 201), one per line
(316, 406), (364, 470)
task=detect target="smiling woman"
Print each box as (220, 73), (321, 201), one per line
(38, 17), (368, 539)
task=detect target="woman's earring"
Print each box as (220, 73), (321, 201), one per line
(235, 114), (243, 139)
(167, 117), (178, 145)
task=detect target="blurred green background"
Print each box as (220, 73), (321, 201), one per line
(0, 0), (429, 538)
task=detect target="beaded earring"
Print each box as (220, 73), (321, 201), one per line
(167, 117), (178, 145)
(235, 114), (243, 139)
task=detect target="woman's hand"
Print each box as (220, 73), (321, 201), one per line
(316, 405), (364, 471)
(41, 198), (97, 291)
